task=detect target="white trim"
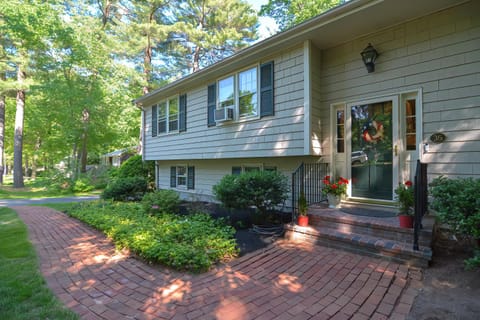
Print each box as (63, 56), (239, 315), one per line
(303, 40), (312, 155)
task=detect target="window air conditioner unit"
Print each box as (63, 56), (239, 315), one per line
(214, 106), (234, 122)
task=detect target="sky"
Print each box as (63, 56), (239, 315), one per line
(246, 0), (279, 40)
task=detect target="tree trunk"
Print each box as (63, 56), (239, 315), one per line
(32, 137), (41, 179)
(0, 89), (5, 184)
(80, 108), (89, 173)
(13, 68), (26, 188)
(193, 45), (201, 72)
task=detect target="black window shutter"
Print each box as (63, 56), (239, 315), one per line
(260, 61), (274, 117)
(151, 104), (158, 137)
(187, 166), (195, 190)
(179, 94), (187, 132)
(207, 83), (216, 127)
(170, 167), (176, 188)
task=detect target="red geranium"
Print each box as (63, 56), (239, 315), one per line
(322, 176), (348, 196)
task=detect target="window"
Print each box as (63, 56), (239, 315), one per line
(405, 99), (416, 150)
(176, 166), (187, 187)
(238, 68), (257, 117)
(157, 96), (179, 134)
(217, 67), (258, 119)
(170, 166), (195, 190)
(218, 76), (234, 108)
(158, 101), (167, 134)
(151, 94), (186, 136)
(336, 109), (345, 153)
(208, 61), (273, 126)
(231, 165), (276, 175)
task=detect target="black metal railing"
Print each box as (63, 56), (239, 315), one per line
(413, 159), (428, 251)
(291, 162), (329, 220)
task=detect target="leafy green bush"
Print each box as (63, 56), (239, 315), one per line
(101, 177), (148, 201)
(72, 177), (95, 193)
(430, 176), (480, 269)
(213, 170), (289, 216)
(141, 190), (180, 215)
(117, 155), (155, 187)
(66, 201), (238, 272)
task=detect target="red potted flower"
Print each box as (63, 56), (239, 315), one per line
(322, 176), (348, 208)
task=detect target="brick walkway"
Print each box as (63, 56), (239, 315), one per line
(15, 206), (421, 320)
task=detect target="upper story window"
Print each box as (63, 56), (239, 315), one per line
(208, 61), (273, 126)
(158, 96), (179, 134)
(217, 67), (258, 120)
(238, 68), (257, 117)
(151, 94), (186, 137)
(218, 76), (235, 109)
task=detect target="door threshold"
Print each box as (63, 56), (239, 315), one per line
(344, 198), (397, 210)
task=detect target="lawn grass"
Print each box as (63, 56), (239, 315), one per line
(0, 207), (78, 320)
(0, 176), (101, 199)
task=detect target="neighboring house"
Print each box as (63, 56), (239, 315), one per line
(101, 148), (136, 167)
(135, 0), (480, 208)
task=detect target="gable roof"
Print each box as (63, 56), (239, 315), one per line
(135, 0), (463, 106)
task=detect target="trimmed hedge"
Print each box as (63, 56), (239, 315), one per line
(101, 177), (148, 201)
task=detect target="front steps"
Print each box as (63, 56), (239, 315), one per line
(285, 203), (434, 267)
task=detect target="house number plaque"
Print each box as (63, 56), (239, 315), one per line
(430, 132), (446, 143)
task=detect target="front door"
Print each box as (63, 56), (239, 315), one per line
(348, 97), (399, 200)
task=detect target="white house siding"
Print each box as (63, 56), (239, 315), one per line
(156, 156), (318, 206)
(143, 45), (307, 161)
(318, 1), (480, 179)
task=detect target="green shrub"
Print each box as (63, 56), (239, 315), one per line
(465, 250), (480, 270)
(72, 177), (94, 193)
(430, 176), (480, 269)
(117, 155), (155, 187)
(213, 170), (289, 216)
(66, 201), (238, 272)
(101, 177), (148, 201)
(141, 190), (180, 215)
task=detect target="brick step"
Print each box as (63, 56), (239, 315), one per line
(285, 223), (432, 268)
(308, 210), (434, 248)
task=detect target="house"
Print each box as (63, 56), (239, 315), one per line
(135, 0), (480, 209)
(101, 147), (136, 167)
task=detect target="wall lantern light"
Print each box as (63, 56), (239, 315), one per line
(360, 43), (379, 73)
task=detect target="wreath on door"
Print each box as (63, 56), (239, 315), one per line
(362, 119), (385, 143)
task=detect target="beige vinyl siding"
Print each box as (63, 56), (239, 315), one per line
(144, 45), (306, 161)
(156, 157), (316, 207)
(318, 1), (480, 178)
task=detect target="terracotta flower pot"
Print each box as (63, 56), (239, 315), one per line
(398, 215), (413, 228)
(297, 215), (309, 227)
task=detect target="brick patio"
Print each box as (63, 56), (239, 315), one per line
(15, 206), (421, 319)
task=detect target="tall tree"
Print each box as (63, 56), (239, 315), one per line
(0, 1), (61, 187)
(260, 0), (343, 32)
(170, 0), (258, 73)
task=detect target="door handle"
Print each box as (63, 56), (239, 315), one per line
(394, 145), (398, 156)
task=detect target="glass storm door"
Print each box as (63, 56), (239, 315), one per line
(349, 99), (398, 200)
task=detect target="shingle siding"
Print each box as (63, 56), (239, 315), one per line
(318, 1), (480, 178)
(144, 45), (306, 161)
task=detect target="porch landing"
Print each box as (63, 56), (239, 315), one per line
(285, 203), (434, 268)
